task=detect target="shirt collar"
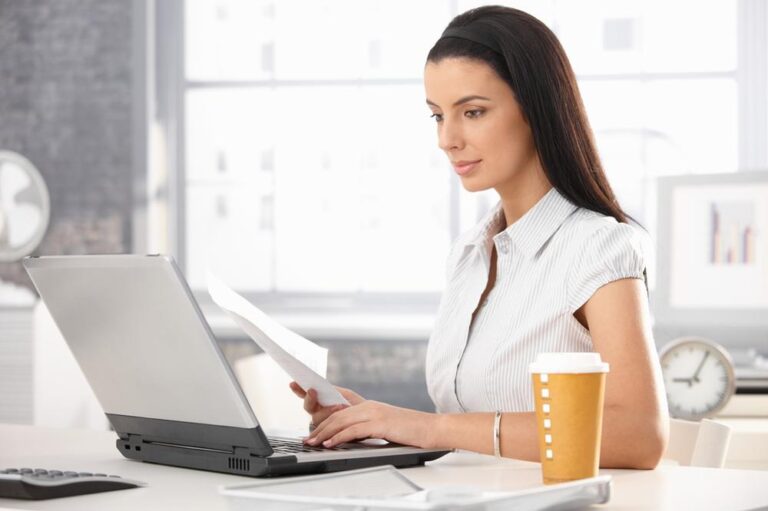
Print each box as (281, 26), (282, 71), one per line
(464, 187), (579, 259)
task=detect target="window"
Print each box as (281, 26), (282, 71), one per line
(152, 0), (764, 329)
(180, 0), (456, 310)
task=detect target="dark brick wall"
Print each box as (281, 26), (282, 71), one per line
(0, 0), (134, 290)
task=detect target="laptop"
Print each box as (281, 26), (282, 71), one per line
(23, 255), (450, 477)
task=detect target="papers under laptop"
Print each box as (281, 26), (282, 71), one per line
(23, 255), (450, 477)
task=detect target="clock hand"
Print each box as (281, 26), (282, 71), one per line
(672, 377), (693, 388)
(692, 351), (710, 384)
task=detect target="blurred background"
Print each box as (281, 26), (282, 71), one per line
(0, 0), (766, 455)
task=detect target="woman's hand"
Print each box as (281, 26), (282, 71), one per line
(304, 400), (439, 449)
(288, 381), (364, 427)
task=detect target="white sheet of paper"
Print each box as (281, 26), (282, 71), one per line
(207, 273), (349, 407)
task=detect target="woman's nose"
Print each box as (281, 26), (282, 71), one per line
(438, 120), (464, 152)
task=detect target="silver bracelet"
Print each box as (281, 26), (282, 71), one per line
(493, 410), (502, 459)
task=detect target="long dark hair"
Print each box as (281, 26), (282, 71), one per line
(427, 6), (634, 225)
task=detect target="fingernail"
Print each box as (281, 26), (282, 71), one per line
(305, 438), (316, 445)
(323, 440), (332, 447)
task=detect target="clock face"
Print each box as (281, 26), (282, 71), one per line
(660, 339), (736, 420)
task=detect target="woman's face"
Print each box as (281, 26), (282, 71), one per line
(424, 57), (540, 193)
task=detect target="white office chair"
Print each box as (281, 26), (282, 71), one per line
(233, 352), (310, 434)
(665, 418), (732, 468)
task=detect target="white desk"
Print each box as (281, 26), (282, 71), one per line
(1, 424), (767, 510)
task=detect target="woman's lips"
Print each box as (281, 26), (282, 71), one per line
(452, 160), (481, 176)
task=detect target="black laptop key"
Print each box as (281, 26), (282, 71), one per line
(268, 437), (331, 454)
(268, 437), (384, 453)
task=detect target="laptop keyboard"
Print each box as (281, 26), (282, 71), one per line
(268, 437), (381, 454)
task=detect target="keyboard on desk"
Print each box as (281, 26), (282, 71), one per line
(0, 468), (145, 500)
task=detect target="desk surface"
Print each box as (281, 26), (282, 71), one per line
(1, 424), (767, 511)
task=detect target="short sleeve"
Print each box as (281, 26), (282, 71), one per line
(566, 222), (647, 313)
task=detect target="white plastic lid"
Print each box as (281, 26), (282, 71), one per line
(529, 352), (609, 374)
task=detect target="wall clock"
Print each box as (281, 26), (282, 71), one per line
(659, 337), (736, 420)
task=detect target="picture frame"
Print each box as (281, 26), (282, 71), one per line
(654, 172), (768, 328)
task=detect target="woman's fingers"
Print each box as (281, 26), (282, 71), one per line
(291, 383), (353, 425)
(303, 388), (319, 414)
(307, 408), (368, 445)
(305, 412), (336, 443)
(337, 386), (364, 405)
(311, 405), (347, 427)
(324, 423), (371, 448)
(289, 381), (306, 398)
(291, 382), (363, 410)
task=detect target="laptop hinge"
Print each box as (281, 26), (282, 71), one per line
(108, 414), (274, 457)
(124, 433), (265, 457)
(233, 446), (254, 457)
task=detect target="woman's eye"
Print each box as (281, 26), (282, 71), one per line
(430, 113), (443, 123)
(465, 109), (484, 119)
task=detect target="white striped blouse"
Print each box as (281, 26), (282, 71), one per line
(425, 187), (648, 413)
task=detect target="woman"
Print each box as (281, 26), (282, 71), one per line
(291, 5), (668, 469)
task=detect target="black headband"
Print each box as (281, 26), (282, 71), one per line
(439, 26), (502, 55)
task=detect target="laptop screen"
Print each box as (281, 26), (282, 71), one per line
(24, 255), (259, 431)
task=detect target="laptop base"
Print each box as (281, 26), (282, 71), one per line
(117, 436), (449, 477)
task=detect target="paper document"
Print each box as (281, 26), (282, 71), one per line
(220, 465), (613, 510)
(207, 273), (349, 407)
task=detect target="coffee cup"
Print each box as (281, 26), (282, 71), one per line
(529, 352), (609, 484)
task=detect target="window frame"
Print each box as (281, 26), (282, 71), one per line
(146, 0), (768, 338)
